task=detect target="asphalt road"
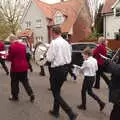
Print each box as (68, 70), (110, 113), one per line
(0, 62), (112, 120)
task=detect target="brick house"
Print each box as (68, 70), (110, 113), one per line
(20, 0), (92, 45)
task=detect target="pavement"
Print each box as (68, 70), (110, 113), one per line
(0, 62), (112, 120)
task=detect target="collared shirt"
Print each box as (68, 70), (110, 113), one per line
(80, 56), (98, 76)
(46, 36), (71, 68)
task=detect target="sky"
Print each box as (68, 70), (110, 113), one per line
(40, 0), (62, 4)
(40, 0), (104, 4)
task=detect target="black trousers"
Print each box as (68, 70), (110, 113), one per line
(81, 76), (103, 107)
(50, 65), (74, 117)
(26, 53), (33, 72)
(110, 104), (120, 120)
(0, 58), (9, 74)
(94, 64), (110, 88)
(10, 71), (33, 98)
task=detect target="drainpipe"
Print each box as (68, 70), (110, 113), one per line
(104, 15), (106, 39)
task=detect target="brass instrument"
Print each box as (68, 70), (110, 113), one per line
(34, 42), (49, 66)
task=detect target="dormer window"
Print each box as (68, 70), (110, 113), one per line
(116, 8), (120, 16)
(54, 11), (65, 25)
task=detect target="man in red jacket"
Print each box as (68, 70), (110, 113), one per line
(7, 35), (35, 102)
(0, 40), (9, 75)
(93, 37), (110, 89)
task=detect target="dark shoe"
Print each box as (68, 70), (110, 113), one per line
(48, 88), (52, 91)
(39, 72), (45, 76)
(77, 105), (86, 110)
(6, 72), (9, 76)
(30, 95), (35, 103)
(9, 96), (18, 101)
(100, 102), (105, 111)
(49, 110), (59, 118)
(72, 74), (77, 80)
(69, 113), (78, 120)
(30, 68), (33, 72)
(93, 86), (100, 89)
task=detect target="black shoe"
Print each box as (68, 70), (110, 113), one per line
(72, 74), (77, 80)
(6, 72), (9, 76)
(30, 95), (35, 103)
(30, 68), (33, 72)
(77, 105), (86, 110)
(39, 72), (45, 76)
(49, 110), (59, 118)
(9, 96), (18, 101)
(69, 113), (78, 120)
(48, 88), (52, 91)
(100, 102), (105, 111)
(93, 86), (100, 89)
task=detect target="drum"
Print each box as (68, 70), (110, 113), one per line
(34, 42), (49, 66)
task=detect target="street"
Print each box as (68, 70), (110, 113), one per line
(0, 62), (112, 120)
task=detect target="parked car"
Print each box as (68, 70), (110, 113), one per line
(71, 42), (113, 66)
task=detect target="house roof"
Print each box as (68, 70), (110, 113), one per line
(52, 0), (82, 32)
(33, 0), (87, 33)
(33, 0), (53, 19)
(102, 0), (117, 14)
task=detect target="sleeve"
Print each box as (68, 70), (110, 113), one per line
(7, 45), (13, 61)
(80, 61), (87, 70)
(93, 46), (100, 57)
(46, 41), (55, 62)
(95, 60), (98, 71)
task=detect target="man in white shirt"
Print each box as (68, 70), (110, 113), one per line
(46, 26), (77, 120)
(77, 47), (105, 111)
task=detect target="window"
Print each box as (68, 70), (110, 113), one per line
(116, 8), (120, 16)
(25, 21), (31, 28)
(36, 36), (43, 42)
(36, 19), (42, 28)
(54, 12), (64, 25)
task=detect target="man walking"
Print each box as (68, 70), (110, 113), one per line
(7, 35), (35, 102)
(46, 26), (77, 120)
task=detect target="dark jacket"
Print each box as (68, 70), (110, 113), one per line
(7, 41), (28, 72)
(104, 61), (120, 103)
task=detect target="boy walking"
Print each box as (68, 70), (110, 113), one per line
(77, 47), (105, 111)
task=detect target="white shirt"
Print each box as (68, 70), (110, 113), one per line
(80, 56), (98, 76)
(46, 36), (71, 68)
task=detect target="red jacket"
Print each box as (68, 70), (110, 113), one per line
(93, 43), (107, 65)
(7, 41), (28, 72)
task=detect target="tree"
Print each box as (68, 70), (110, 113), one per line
(0, 0), (29, 35)
(87, 0), (104, 40)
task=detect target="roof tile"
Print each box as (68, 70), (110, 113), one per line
(102, 0), (117, 13)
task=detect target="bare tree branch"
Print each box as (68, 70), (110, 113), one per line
(0, 0), (29, 34)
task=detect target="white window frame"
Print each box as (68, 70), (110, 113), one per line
(54, 11), (64, 25)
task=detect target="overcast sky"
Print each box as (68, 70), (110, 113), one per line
(40, 0), (61, 4)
